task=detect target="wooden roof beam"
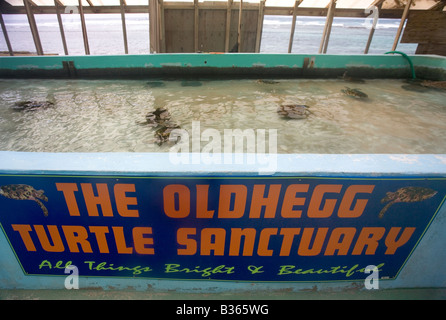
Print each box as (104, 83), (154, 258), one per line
(370, 0), (386, 6)
(23, 0), (43, 55)
(0, 2), (409, 19)
(428, 0), (446, 10)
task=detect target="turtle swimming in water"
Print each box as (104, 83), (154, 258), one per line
(0, 184), (49, 217)
(401, 79), (434, 92)
(145, 107), (171, 127)
(140, 107), (182, 145)
(146, 81), (166, 88)
(420, 80), (446, 90)
(401, 83), (432, 93)
(340, 71), (365, 84)
(378, 186), (437, 219)
(154, 122), (181, 146)
(12, 100), (54, 111)
(181, 80), (202, 87)
(341, 87), (368, 99)
(257, 79), (280, 85)
(277, 104), (311, 119)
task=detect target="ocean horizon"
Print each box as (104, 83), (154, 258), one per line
(0, 13), (417, 55)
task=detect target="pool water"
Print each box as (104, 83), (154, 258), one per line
(0, 78), (445, 154)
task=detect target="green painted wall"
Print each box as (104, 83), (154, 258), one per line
(0, 53), (445, 79)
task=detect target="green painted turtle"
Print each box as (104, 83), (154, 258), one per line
(0, 184), (49, 217)
(379, 186), (437, 218)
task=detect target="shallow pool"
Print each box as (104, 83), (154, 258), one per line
(0, 78), (445, 153)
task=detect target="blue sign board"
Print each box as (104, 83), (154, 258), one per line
(0, 174), (445, 282)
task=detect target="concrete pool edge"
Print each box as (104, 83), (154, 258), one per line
(1, 152), (446, 177)
(0, 53), (445, 80)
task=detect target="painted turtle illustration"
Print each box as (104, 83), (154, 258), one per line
(12, 100), (54, 111)
(0, 184), (49, 217)
(378, 186), (437, 219)
(277, 104), (311, 119)
(154, 122), (181, 146)
(341, 87), (368, 99)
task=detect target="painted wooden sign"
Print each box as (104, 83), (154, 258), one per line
(0, 174), (444, 282)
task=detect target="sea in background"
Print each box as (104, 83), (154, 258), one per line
(0, 13), (417, 55)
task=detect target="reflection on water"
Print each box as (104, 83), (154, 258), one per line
(0, 78), (445, 154)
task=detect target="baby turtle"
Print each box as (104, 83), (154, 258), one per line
(401, 83), (431, 93)
(257, 79), (280, 85)
(277, 104), (311, 119)
(378, 186), (437, 219)
(145, 107), (171, 126)
(146, 81), (166, 88)
(0, 184), (49, 217)
(181, 80), (202, 87)
(420, 80), (446, 90)
(12, 100), (54, 111)
(341, 87), (368, 99)
(154, 122), (181, 146)
(401, 79), (432, 92)
(341, 71), (365, 84)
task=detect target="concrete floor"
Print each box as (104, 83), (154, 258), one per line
(1, 288), (445, 300)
